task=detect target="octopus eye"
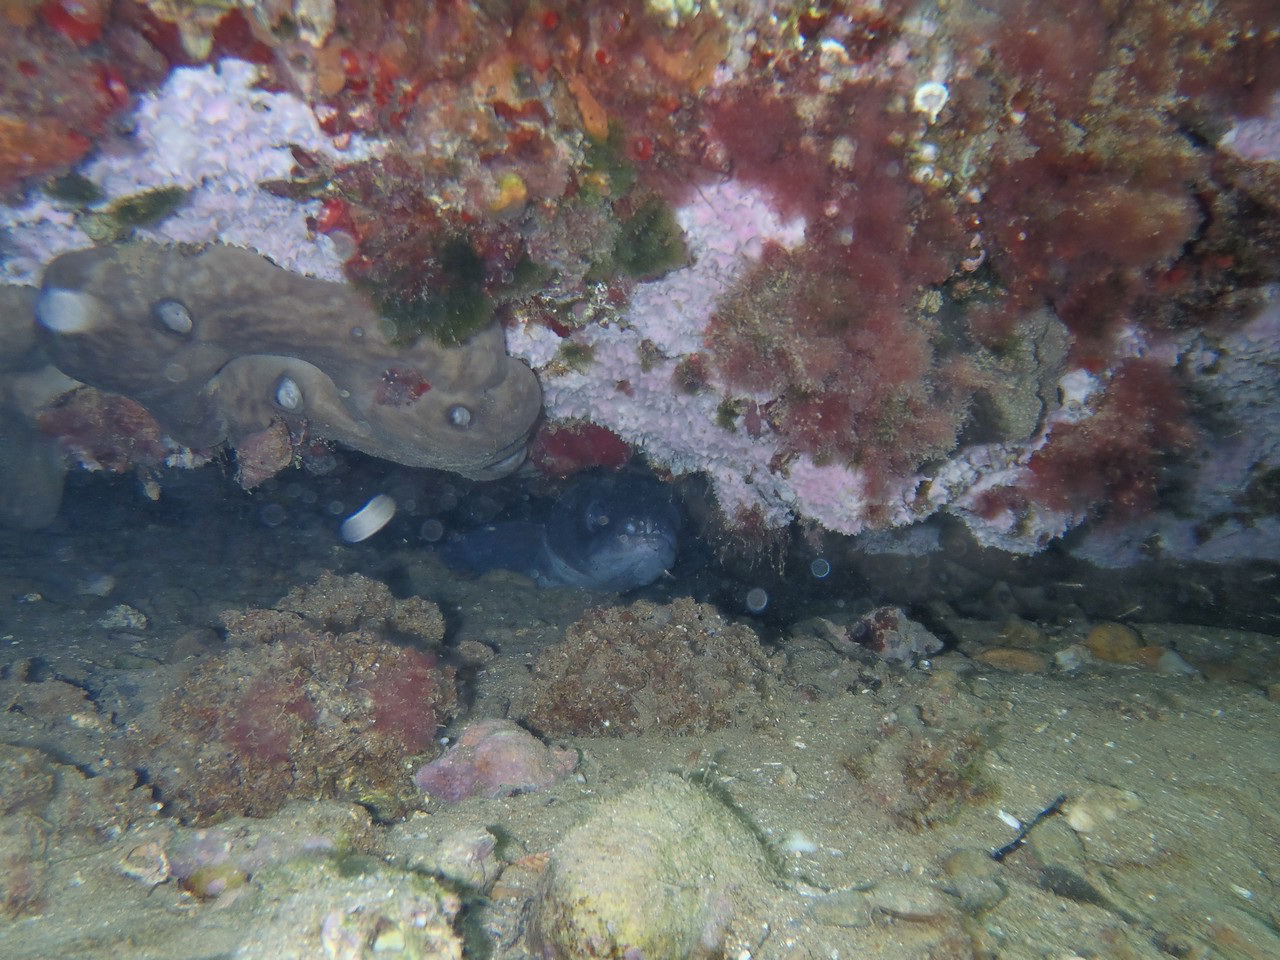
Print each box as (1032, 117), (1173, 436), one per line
(275, 376), (303, 411)
(446, 404), (472, 429)
(152, 298), (192, 335)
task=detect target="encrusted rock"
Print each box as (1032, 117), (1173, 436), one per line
(414, 718), (577, 803)
(523, 597), (783, 737)
(819, 606), (944, 664)
(529, 775), (776, 959)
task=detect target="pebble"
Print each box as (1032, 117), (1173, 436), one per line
(1063, 786), (1142, 834)
(78, 573), (116, 597)
(807, 886), (874, 928)
(940, 847), (1006, 913)
(972, 646), (1050, 673)
(810, 878), (955, 927)
(428, 827), (499, 892)
(1084, 622), (1142, 663)
(997, 616), (1048, 649)
(97, 604), (147, 630)
(1152, 648), (1198, 676)
(117, 839), (171, 887)
(865, 878), (955, 923)
(1053, 643), (1090, 672)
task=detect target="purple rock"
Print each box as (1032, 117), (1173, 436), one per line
(414, 719), (577, 803)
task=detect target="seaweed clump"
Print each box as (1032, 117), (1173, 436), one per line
(844, 727), (997, 831)
(522, 597), (783, 737)
(140, 573), (456, 824)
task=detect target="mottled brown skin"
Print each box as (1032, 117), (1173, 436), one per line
(36, 242), (542, 478)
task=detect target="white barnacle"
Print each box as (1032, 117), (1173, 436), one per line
(275, 375), (303, 411)
(912, 81), (949, 124)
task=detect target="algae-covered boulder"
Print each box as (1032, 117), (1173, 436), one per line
(529, 775), (776, 959)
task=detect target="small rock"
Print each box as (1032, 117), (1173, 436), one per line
(414, 718), (576, 803)
(838, 607), (944, 664)
(396, 824), (500, 892)
(808, 886), (875, 928)
(972, 646), (1050, 673)
(864, 877), (956, 923)
(997, 616), (1048, 649)
(97, 604), (147, 630)
(78, 573), (116, 597)
(1153, 648), (1198, 676)
(940, 848), (1005, 914)
(529, 775), (775, 959)
(1084, 622), (1142, 663)
(454, 639), (496, 665)
(1053, 643), (1091, 672)
(118, 838), (172, 887)
(1025, 819), (1087, 874)
(1063, 786), (1142, 834)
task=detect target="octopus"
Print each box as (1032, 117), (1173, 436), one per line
(38, 240), (540, 466)
(0, 241), (543, 526)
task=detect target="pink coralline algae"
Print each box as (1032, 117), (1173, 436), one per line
(413, 718), (577, 804)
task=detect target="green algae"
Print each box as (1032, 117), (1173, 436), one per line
(366, 238), (494, 347)
(613, 195), (688, 279)
(45, 171), (103, 206)
(582, 121), (635, 200)
(552, 340), (595, 373)
(79, 186), (189, 243)
(716, 397), (742, 431)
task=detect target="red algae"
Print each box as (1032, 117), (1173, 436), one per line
(353, 647), (450, 755)
(530, 419), (632, 477)
(688, 0), (1278, 520)
(1027, 359), (1198, 517)
(37, 387), (173, 474)
(414, 718), (576, 803)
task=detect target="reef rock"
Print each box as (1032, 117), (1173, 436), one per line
(529, 775), (777, 960)
(818, 606), (944, 665)
(414, 718), (577, 804)
(34, 241), (542, 481)
(522, 597), (784, 738)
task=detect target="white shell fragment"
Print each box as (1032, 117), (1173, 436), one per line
(340, 494), (396, 543)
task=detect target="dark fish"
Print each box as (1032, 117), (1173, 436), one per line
(440, 472), (679, 591)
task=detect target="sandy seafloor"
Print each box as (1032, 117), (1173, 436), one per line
(0, 469), (1277, 960)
